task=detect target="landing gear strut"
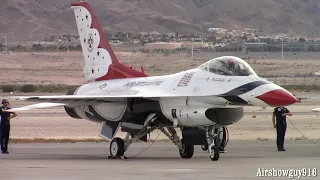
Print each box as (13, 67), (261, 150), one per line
(215, 126), (229, 153)
(201, 126), (229, 153)
(206, 126), (220, 161)
(160, 127), (194, 159)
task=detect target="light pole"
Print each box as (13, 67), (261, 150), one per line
(281, 38), (283, 59)
(4, 35), (7, 54)
(0, 32), (15, 54)
(191, 42), (193, 57)
(281, 35), (286, 59)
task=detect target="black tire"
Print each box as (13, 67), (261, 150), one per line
(109, 137), (125, 158)
(214, 126), (229, 151)
(209, 146), (220, 161)
(201, 144), (208, 151)
(179, 140), (194, 159)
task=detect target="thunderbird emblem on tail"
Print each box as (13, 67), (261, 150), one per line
(87, 33), (94, 52)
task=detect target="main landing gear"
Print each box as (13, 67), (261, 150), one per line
(109, 113), (162, 159)
(160, 125), (222, 161)
(110, 137), (125, 157)
(107, 113), (222, 161)
(159, 126), (194, 159)
(108, 113), (195, 160)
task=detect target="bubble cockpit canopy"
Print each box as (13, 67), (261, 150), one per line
(197, 56), (256, 76)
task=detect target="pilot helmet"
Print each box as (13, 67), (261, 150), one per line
(226, 59), (235, 68)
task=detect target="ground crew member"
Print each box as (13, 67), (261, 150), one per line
(0, 99), (17, 154)
(272, 106), (292, 151)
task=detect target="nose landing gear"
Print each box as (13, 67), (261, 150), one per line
(202, 126), (229, 154)
(209, 144), (220, 161)
(205, 126), (220, 161)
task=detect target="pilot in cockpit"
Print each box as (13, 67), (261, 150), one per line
(204, 56), (255, 76)
(226, 59), (248, 76)
(226, 59), (236, 73)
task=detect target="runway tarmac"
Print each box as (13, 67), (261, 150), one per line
(0, 141), (319, 180)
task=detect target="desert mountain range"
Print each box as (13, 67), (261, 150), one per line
(1, 0), (320, 41)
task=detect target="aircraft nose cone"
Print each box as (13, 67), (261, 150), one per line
(255, 89), (299, 106)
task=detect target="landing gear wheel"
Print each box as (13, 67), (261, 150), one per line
(209, 146), (220, 161)
(179, 140), (194, 159)
(109, 137), (125, 158)
(201, 144), (208, 151)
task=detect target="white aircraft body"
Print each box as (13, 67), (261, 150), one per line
(5, 2), (299, 161)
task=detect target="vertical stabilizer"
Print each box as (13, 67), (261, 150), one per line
(71, 2), (147, 82)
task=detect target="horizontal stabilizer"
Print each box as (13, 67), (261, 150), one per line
(4, 102), (66, 112)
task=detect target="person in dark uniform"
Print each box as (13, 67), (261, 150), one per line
(0, 99), (17, 154)
(272, 106), (292, 151)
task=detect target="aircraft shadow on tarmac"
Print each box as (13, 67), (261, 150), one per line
(2, 147), (320, 161)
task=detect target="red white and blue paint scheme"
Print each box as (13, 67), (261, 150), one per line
(5, 2), (299, 161)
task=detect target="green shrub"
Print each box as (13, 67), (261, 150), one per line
(20, 84), (37, 92)
(1, 85), (17, 92)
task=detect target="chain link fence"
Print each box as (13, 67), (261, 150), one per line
(260, 75), (320, 87)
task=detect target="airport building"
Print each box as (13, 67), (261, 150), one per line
(143, 42), (183, 51)
(184, 42), (209, 49)
(143, 42), (209, 51)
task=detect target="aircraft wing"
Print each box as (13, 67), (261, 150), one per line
(4, 92), (200, 104)
(3, 87), (227, 112)
(4, 102), (67, 112)
(5, 91), (197, 101)
(6, 95), (139, 102)
(3, 93), (206, 112)
(3, 95), (140, 112)
(3, 93), (177, 112)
